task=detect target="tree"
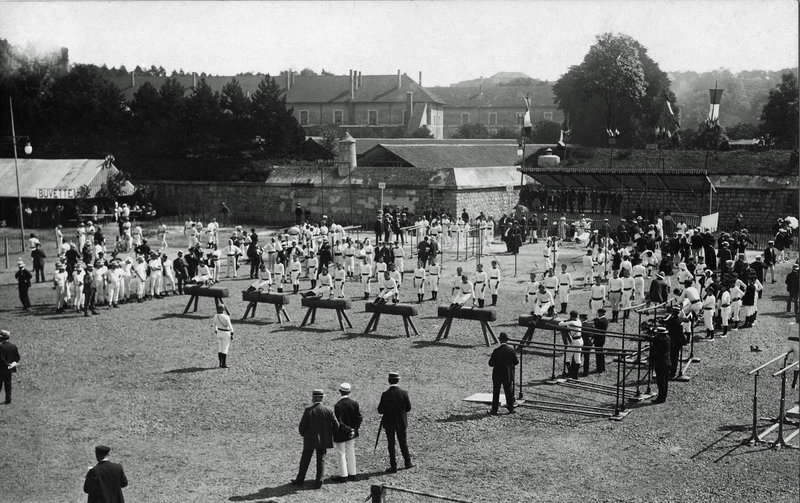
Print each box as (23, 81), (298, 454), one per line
(95, 168), (131, 207)
(530, 120), (562, 144)
(249, 74), (305, 156)
(452, 123), (490, 139)
(727, 122), (760, 140)
(184, 77), (223, 155)
(760, 72), (799, 148)
(491, 126), (518, 139)
(300, 68), (318, 76)
(553, 33), (673, 147)
(408, 125), (434, 138)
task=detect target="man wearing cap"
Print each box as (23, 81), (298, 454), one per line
(213, 305), (234, 368)
(54, 262), (70, 313)
(15, 260), (32, 310)
(378, 372), (413, 473)
(0, 330), (20, 404)
(488, 332), (518, 415)
(84, 445), (128, 503)
(649, 326), (671, 403)
(293, 388), (339, 489)
(332, 382), (363, 482)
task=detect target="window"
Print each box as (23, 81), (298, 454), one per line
(299, 110), (309, 125)
(368, 110), (378, 125)
(488, 112), (497, 126)
(543, 111), (553, 121)
(333, 110), (343, 125)
(461, 113), (470, 125)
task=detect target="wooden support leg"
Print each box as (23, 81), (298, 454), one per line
(250, 302), (257, 318)
(402, 316), (410, 338)
(365, 313), (378, 334)
(310, 308), (317, 325)
(281, 307), (291, 323)
(480, 321), (490, 347)
(407, 317), (419, 336)
(435, 317), (451, 342)
(301, 307), (313, 327)
(193, 296), (199, 312)
(183, 295), (195, 314)
(336, 310), (345, 331)
(485, 322), (499, 344)
(522, 325), (535, 343)
(443, 317), (453, 339)
(341, 310), (353, 328)
(372, 313), (380, 332)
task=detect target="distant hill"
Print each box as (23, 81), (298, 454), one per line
(451, 72), (546, 87)
(668, 68), (798, 129)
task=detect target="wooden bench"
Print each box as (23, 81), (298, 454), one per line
(364, 302), (419, 337)
(300, 297), (353, 331)
(435, 306), (498, 346)
(241, 291), (291, 324)
(183, 284), (230, 315)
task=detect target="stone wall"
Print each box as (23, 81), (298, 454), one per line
(144, 180), (522, 227)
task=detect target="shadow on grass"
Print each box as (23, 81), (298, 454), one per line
(278, 325), (344, 334)
(436, 411), (492, 423)
(229, 482), (299, 501)
(236, 318), (279, 326)
(164, 366), (216, 374)
(151, 312), (209, 321)
(333, 332), (401, 341)
(410, 340), (479, 350)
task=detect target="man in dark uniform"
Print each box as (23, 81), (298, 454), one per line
(663, 307), (684, 379)
(786, 264), (799, 314)
(591, 308), (609, 373)
(173, 252), (189, 295)
(0, 330), (20, 404)
(293, 389), (339, 489)
(377, 371), (413, 473)
(31, 243), (46, 283)
(488, 332), (518, 415)
(295, 204), (304, 224)
(15, 260), (32, 310)
(649, 326), (671, 403)
(648, 272), (669, 306)
(84, 445), (128, 503)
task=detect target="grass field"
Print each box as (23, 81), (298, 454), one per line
(0, 226), (798, 503)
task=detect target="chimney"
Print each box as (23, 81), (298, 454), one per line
(405, 91), (414, 126)
(337, 131), (357, 177)
(192, 72), (197, 88)
(350, 70), (355, 100)
(290, 69), (295, 87)
(357, 71), (362, 90)
(418, 71), (422, 87)
(130, 71), (135, 88)
(397, 70), (401, 90)
(286, 70), (291, 90)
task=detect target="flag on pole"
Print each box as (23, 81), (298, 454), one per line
(708, 88), (723, 123)
(522, 95), (532, 136)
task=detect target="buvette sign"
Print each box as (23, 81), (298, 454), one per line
(36, 188), (76, 199)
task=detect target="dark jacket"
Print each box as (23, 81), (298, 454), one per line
(786, 271), (800, 295)
(649, 331), (671, 369)
(333, 396), (363, 443)
(649, 278), (669, 304)
(378, 385), (411, 431)
(489, 343), (518, 382)
(299, 402), (338, 450)
(173, 257), (189, 278)
(84, 460), (128, 503)
(0, 340), (20, 373)
(31, 248), (46, 267)
(15, 268), (32, 289)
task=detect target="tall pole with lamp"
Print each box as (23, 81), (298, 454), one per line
(7, 98), (33, 251)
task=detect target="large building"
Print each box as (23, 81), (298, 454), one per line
(108, 70), (446, 138)
(428, 82), (563, 138)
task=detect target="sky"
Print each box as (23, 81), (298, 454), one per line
(0, 1), (797, 86)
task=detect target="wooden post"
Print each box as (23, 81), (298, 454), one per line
(4, 237), (8, 269)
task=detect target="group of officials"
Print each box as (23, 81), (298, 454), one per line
(292, 372), (412, 490)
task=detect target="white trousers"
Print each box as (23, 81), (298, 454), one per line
(334, 440), (357, 477)
(216, 331), (231, 354)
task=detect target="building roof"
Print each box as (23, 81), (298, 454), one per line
(0, 158), (135, 199)
(263, 165), (523, 190)
(359, 144), (531, 168)
(108, 72), (445, 104)
(426, 84), (556, 108)
(343, 137), (520, 156)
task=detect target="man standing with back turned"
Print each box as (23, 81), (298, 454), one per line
(488, 332), (518, 415)
(292, 388), (339, 489)
(84, 445), (128, 503)
(378, 371), (413, 473)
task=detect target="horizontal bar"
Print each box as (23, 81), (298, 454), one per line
(748, 352), (789, 375)
(522, 398), (615, 412)
(519, 403), (613, 417)
(772, 360), (799, 377)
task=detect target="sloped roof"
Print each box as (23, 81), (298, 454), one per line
(263, 165), (522, 190)
(351, 138), (519, 156)
(359, 144), (523, 168)
(0, 159), (135, 199)
(108, 73), (445, 104)
(427, 84), (556, 108)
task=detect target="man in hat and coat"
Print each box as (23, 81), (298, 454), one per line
(649, 326), (671, 403)
(332, 382), (363, 482)
(84, 445), (128, 503)
(15, 260), (32, 310)
(488, 332), (518, 415)
(293, 389), (339, 489)
(378, 372), (413, 473)
(0, 330), (20, 404)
